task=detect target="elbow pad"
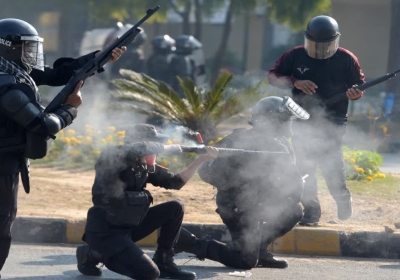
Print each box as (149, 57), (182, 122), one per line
(54, 104), (77, 128)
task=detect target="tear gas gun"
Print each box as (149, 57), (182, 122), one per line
(180, 129), (288, 155)
(325, 68), (400, 105)
(180, 146), (289, 156)
(44, 6), (161, 114)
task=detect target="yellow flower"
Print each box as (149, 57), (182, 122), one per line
(116, 130), (126, 140)
(58, 130), (64, 136)
(83, 136), (93, 144)
(118, 141), (124, 145)
(350, 158), (356, 163)
(68, 149), (80, 156)
(171, 157), (178, 163)
(357, 167), (364, 174)
(374, 173), (386, 179)
(166, 139), (173, 145)
(106, 135), (114, 142)
(101, 138), (107, 145)
(366, 176), (373, 182)
(66, 129), (76, 136)
(208, 140), (215, 145)
(91, 149), (101, 156)
(216, 137), (223, 142)
(69, 137), (81, 146)
(107, 126), (116, 132)
(77, 135), (84, 140)
(160, 159), (168, 167)
(343, 154), (349, 159)
(61, 137), (71, 144)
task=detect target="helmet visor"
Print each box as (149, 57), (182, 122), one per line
(304, 37), (339, 59)
(281, 97), (310, 120)
(21, 36), (45, 71)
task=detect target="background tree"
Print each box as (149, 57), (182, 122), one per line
(210, 0), (331, 85)
(386, 0), (400, 119)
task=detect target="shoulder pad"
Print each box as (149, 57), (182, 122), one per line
(6, 83), (36, 102)
(0, 74), (16, 87)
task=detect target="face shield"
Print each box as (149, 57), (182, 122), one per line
(21, 36), (45, 71)
(280, 97), (310, 120)
(304, 34), (340, 60)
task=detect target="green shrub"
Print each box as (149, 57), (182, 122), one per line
(343, 146), (385, 181)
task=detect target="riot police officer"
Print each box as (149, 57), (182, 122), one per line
(268, 15), (365, 225)
(0, 18), (125, 277)
(169, 35), (199, 97)
(76, 124), (217, 280)
(174, 96), (309, 269)
(106, 24), (147, 79)
(147, 34), (176, 85)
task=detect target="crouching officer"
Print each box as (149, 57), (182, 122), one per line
(0, 18), (125, 277)
(76, 124), (218, 280)
(174, 96), (309, 269)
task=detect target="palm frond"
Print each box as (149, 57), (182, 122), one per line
(178, 76), (203, 117)
(203, 71), (233, 114)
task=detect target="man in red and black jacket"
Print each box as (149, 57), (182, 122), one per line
(267, 15), (365, 226)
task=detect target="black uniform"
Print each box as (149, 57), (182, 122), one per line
(0, 51), (98, 272)
(268, 45), (365, 221)
(169, 54), (196, 98)
(147, 53), (172, 85)
(176, 126), (304, 269)
(81, 142), (190, 280)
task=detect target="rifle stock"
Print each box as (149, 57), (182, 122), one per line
(44, 6), (160, 113)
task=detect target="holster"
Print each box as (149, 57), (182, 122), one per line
(106, 189), (153, 227)
(20, 156), (30, 194)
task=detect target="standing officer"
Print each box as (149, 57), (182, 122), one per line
(169, 35), (198, 97)
(147, 34), (176, 85)
(175, 96), (309, 269)
(0, 18), (125, 277)
(76, 124), (218, 280)
(267, 15), (365, 225)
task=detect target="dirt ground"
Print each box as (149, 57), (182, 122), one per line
(16, 168), (400, 233)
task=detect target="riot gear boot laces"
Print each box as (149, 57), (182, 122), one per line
(152, 249), (196, 280)
(257, 249), (288, 269)
(76, 245), (103, 276)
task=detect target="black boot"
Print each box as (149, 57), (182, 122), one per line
(257, 248), (288, 269)
(76, 244), (103, 276)
(152, 249), (196, 280)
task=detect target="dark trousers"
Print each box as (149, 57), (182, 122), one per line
(0, 174), (19, 271)
(191, 192), (302, 269)
(87, 200), (184, 280)
(292, 121), (349, 218)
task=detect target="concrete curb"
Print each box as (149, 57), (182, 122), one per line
(11, 216), (400, 259)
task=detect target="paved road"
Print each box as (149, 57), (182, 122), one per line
(2, 243), (400, 280)
(380, 153), (400, 174)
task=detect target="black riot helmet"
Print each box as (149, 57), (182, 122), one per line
(152, 35), (176, 55)
(304, 15), (340, 59)
(175, 35), (202, 55)
(249, 96), (310, 128)
(104, 23), (147, 48)
(0, 18), (45, 72)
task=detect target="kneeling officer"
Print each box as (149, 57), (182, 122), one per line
(76, 124), (217, 280)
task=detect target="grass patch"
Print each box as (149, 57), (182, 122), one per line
(317, 175), (400, 200)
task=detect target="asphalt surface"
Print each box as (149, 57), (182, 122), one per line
(1, 243), (400, 280)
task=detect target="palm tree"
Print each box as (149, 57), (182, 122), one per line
(111, 69), (268, 142)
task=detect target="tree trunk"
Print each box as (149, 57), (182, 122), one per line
(386, 0), (400, 119)
(194, 0), (202, 40)
(241, 11), (250, 73)
(210, 0), (236, 86)
(261, 10), (274, 71)
(182, 1), (192, 35)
